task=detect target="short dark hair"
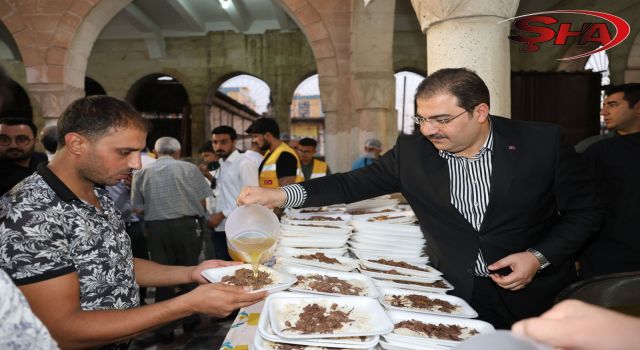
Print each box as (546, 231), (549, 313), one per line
(245, 117), (280, 138)
(211, 125), (238, 140)
(199, 140), (214, 153)
(415, 68), (490, 111)
(298, 137), (317, 149)
(605, 83), (640, 109)
(57, 95), (149, 146)
(41, 126), (58, 153)
(0, 117), (37, 137)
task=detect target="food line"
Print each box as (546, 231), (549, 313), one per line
(214, 198), (495, 350)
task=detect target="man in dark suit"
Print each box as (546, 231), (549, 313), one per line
(238, 68), (602, 328)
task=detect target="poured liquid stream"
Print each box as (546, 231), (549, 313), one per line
(229, 233), (276, 277)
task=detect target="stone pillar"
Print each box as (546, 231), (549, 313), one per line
(411, 0), (519, 117)
(28, 83), (85, 127)
(350, 0), (396, 162)
(319, 75), (352, 172)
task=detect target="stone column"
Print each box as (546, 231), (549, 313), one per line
(28, 83), (85, 127)
(350, 0), (397, 162)
(319, 75), (352, 172)
(411, 0), (519, 117)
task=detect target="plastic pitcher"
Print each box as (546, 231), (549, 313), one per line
(225, 204), (280, 264)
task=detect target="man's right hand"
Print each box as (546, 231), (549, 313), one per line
(236, 186), (287, 209)
(185, 283), (266, 318)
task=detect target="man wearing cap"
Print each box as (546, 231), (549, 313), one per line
(245, 117), (303, 188)
(351, 138), (383, 170)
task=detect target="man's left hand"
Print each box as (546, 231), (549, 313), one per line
(190, 260), (242, 284)
(207, 212), (225, 228)
(488, 251), (540, 291)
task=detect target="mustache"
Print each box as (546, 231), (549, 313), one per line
(427, 134), (448, 140)
(5, 148), (25, 153)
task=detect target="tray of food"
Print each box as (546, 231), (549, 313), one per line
(258, 293), (380, 349)
(378, 287), (477, 318)
(277, 246), (348, 258)
(359, 259), (441, 278)
(279, 252), (358, 272)
(372, 277), (453, 294)
(267, 295), (393, 339)
(200, 264), (295, 293)
(383, 310), (494, 347)
(357, 266), (440, 284)
(279, 264), (378, 298)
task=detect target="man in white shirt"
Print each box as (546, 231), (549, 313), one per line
(207, 126), (259, 260)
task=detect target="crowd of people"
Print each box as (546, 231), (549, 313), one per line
(0, 65), (639, 349)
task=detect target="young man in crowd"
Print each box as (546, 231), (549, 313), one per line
(296, 137), (330, 180)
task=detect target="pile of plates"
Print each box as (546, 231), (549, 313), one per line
(348, 220), (427, 262)
(255, 292), (392, 350)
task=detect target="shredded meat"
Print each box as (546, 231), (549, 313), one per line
(220, 268), (272, 290)
(391, 279), (448, 289)
(300, 208), (326, 213)
(295, 252), (341, 264)
(369, 259), (431, 272)
(367, 215), (403, 222)
(285, 303), (354, 334)
(348, 209), (395, 215)
(388, 294), (457, 313)
(395, 319), (478, 341)
(295, 274), (364, 296)
(293, 223), (342, 229)
(360, 267), (407, 275)
(302, 216), (342, 221)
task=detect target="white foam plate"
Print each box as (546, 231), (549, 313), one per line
(348, 251), (429, 265)
(280, 236), (349, 248)
(200, 264), (295, 294)
(350, 234), (425, 245)
(276, 246), (348, 258)
(254, 331), (376, 350)
(378, 287), (477, 318)
(279, 264), (379, 298)
(359, 259), (441, 278)
(287, 207), (346, 215)
(358, 267), (440, 283)
(281, 223), (353, 235)
(279, 255), (358, 272)
(268, 295), (394, 339)
(281, 230), (351, 240)
(258, 292), (380, 348)
(284, 213), (353, 222)
(348, 241), (424, 254)
(379, 338), (451, 350)
(350, 221), (421, 234)
(354, 215), (416, 225)
(345, 199), (399, 211)
(384, 310), (494, 347)
(372, 277), (453, 294)
(282, 218), (351, 227)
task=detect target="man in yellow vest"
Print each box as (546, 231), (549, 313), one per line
(296, 137), (331, 181)
(245, 117), (304, 188)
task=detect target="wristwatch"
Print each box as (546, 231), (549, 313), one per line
(527, 248), (550, 272)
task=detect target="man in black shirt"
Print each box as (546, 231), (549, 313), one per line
(579, 83), (640, 278)
(0, 117), (48, 194)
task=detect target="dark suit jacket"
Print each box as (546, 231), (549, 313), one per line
(301, 116), (603, 319)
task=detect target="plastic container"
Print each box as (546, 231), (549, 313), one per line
(225, 204), (280, 264)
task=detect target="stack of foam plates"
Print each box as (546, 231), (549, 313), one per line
(255, 292), (388, 350)
(380, 310), (495, 349)
(278, 222), (352, 249)
(279, 254), (358, 272)
(286, 206), (346, 217)
(346, 197), (400, 212)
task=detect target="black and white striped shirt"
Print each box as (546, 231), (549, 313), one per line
(281, 129), (496, 277)
(438, 128), (494, 276)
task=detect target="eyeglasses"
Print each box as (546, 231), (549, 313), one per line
(0, 134), (33, 146)
(411, 109), (469, 127)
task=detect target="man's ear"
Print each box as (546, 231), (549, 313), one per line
(64, 132), (86, 156)
(475, 103), (490, 122)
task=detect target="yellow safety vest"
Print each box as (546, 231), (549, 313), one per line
(310, 159), (329, 179)
(259, 142), (304, 188)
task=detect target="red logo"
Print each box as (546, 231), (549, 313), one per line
(504, 10), (630, 60)
(265, 180), (273, 185)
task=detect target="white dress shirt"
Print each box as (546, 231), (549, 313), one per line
(215, 150), (258, 231)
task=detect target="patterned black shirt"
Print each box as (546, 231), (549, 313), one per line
(0, 163), (139, 311)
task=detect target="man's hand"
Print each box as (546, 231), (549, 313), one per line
(236, 186), (287, 208)
(190, 260), (242, 284)
(488, 251), (540, 290)
(198, 164), (213, 180)
(512, 300), (640, 350)
(207, 212), (225, 228)
(184, 283), (266, 318)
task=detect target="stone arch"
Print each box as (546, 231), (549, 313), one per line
(207, 71), (272, 114)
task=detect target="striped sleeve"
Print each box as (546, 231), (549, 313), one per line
(280, 184), (307, 208)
